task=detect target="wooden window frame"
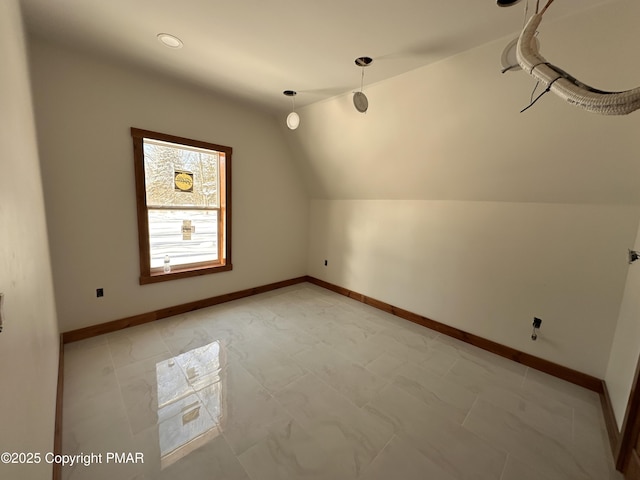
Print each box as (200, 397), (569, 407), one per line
(131, 128), (232, 284)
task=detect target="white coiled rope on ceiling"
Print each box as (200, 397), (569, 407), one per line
(516, 0), (640, 115)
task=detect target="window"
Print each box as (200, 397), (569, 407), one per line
(131, 128), (232, 284)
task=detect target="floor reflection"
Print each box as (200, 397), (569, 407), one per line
(156, 341), (224, 468)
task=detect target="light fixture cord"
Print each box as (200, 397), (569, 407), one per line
(522, 0), (529, 28)
(520, 76), (561, 113)
(360, 67), (365, 92)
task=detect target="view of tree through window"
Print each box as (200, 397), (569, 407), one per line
(132, 128), (232, 284)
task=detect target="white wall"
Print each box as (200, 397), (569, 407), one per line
(0, 1), (60, 478)
(308, 200), (637, 378)
(29, 39), (309, 332)
(292, 0), (640, 379)
(605, 220), (640, 429)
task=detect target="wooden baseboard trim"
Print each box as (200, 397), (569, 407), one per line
(615, 349), (640, 471)
(52, 334), (64, 480)
(62, 276), (308, 343)
(600, 380), (621, 459)
(307, 276), (603, 393)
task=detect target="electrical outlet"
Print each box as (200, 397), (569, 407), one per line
(531, 317), (542, 341)
(96, 288), (104, 298)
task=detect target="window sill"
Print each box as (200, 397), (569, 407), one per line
(140, 264), (233, 285)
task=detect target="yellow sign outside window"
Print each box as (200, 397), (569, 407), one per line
(174, 171), (194, 192)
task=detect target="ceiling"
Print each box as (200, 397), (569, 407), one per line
(20, 0), (612, 114)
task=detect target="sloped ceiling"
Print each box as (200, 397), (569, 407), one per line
(282, 0), (640, 203)
(20, 0), (613, 113)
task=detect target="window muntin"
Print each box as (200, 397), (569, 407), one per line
(132, 128), (232, 284)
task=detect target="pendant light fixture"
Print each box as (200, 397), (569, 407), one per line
(497, 0), (523, 6)
(283, 90), (300, 130)
(500, 0), (538, 73)
(353, 57), (373, 113)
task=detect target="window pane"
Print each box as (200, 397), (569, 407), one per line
(144, 139), (219, 209)
(149, 209), (218, 268)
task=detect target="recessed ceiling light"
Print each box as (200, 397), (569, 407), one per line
(157, 33), (183, 49)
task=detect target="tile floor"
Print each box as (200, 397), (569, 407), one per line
(62, 283), (622, 480)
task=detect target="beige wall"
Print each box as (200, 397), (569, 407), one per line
(286, 0), (640, 204)
(29, 40), (310, 332)
(291, 0), (640, 380)
(605, 219), (640, 429)
(308, 200), (637, 378)
(0, 1), (60, 478)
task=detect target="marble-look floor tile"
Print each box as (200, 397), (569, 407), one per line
(155, 315), (217, 356)
(432, 333), (529, 377)
(326, 338), (385, 367)
(230, 336), (307, 393)
(275, 373), (393, 477)
(293, 343), (387, 407)
(261, 324), (321, 357)
(367, 328), (457, 374)
(311, 318), (376, 348)
(522, 368), (602, 414)
(62, 391), (131, 452)
(119, 373), (161, 435)
(464, 399), (596, 480)
(444, 356), (525, 395)
(390, 361), (477, 424)
(64, 335), (108, 352)
(203, 358), (291, 455)
(62, 408), (136, 480)
(238, 418), (354, 480)
(501, 455), (553, 480)
(61, 282), (619, 480)
(156, 392), (219, 462)
(364, 384), (506, 480)
(107, 327), (170, 368)
(478, 385), (573, 444)
(64, 343), (119, 408)
(360, 435), (458, 480)
(573, 406), (619, 476)
(115, 352), (174, 386)
(132, 425), (249, 480)
(63, 386), (125, 435)
(158, 435), (250, 480)
(365, 351), (409, 379)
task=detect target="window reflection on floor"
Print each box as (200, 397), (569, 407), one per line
(155, 341), (224, 469)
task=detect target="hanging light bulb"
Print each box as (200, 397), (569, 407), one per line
(283, 90), (299, 130)
(353, 57), (373, 113)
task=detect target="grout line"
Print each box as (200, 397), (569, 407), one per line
(442, 357), (459, 378)
(461, 395), (479, 428)
(358, 433), (396, 479)
(498, 453), (510, 480)
(521, 366), (529, 388)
